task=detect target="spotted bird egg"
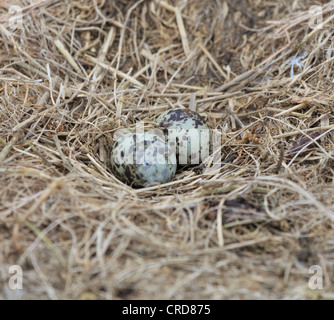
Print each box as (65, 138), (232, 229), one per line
(110, 132), (177, 188)
(156, 108), (210, 165)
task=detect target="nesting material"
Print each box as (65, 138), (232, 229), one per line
(1, 0), (334, 300)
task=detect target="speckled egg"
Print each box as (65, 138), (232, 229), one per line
(156, 108), (211, 165)
(110, 132), (177, 188)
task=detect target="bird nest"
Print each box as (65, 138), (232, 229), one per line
(0, 0), (334, 299)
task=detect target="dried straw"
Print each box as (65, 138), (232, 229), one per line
(0, 0), (334, 300)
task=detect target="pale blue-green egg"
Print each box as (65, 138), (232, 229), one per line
(110, 132), (177, 188)
(156, 108), (211, 165)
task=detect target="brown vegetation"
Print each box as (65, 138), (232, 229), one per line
(0, 0), (334, 299)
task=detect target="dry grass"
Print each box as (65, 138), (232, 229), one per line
(1, 0), (334, 300)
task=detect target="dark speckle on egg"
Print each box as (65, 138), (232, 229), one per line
(156, 108), (211, 165)
(110, 132), (177, 188)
